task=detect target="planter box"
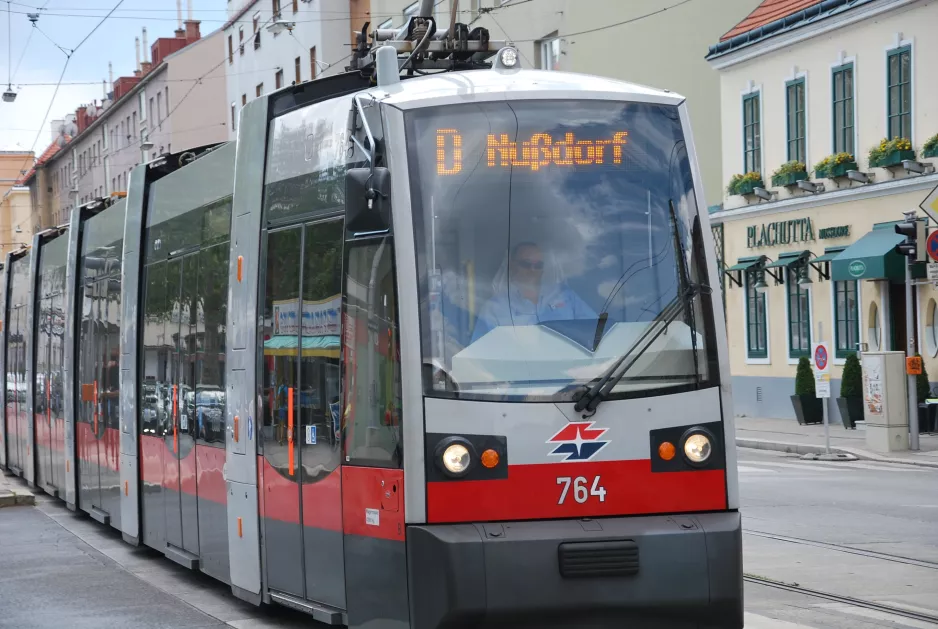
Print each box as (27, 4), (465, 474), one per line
(816, 161), (859, 179)
(836, 396), (863, 429)
(870, 148), (915, 168)
(924, 145), (938, 159)
(791, 394), (823, 425)
(734, 179), (764, 196)
(771, 171), (808, 187)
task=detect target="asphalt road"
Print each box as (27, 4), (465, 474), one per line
(1, 451), (936, 629)
(738, 447), (938, 628)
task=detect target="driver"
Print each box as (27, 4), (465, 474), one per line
(471, 241), (596, 342)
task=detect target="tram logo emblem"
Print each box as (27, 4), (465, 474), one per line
(548, 422), (609, 461)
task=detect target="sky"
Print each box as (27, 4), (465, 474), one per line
(0, 0), (235, 156)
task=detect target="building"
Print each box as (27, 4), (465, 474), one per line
(706, 0), (938, 422)
(0, 150), (36, 253)
(23, 19), (228, 226)
(223, 0), (351, 140)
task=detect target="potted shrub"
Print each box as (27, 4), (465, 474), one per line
(771, 161), (808, 187)
(924, 133), (938, 159)
(868, 137), (915, 168)
(791, 356), (823, 425)
(814, 152), (859, 179)
(915, 354), (933, 434)
(836, 352), (863, 429)
(726, 171), (764, 197)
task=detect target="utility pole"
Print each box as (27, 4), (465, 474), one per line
(894, 211), (925, 450)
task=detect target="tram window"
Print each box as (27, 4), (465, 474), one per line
(342, 236), (402, 468)
(141, 262), (167, 436)
(196, 243), (229, 446)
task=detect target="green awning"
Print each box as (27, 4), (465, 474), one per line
(724, 256), (765, 272)
(831, 223), (905, 281)
(764, 250), (808, 269)
(812, 246), (847, 263)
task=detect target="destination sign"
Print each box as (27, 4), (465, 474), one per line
(436, 129), (630, 175)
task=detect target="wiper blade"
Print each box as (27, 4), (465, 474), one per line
(573, 282), (710, 415)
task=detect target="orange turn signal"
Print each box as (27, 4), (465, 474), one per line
(480, 449), (500, 468)
(658, 441), (676, 461)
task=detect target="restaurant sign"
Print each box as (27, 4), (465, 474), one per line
(747, 217), (850, 248)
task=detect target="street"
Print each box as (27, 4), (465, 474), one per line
(739, 447), (938, 628)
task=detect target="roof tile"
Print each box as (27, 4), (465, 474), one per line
(721, 0), (824, 41)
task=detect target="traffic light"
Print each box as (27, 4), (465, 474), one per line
(895, 218), (927, 262)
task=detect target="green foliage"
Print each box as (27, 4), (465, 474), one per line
(813, 152), (856, 178)
(725, 171), (764, 196)
(916, 353), (931, 404)
(794, 356), (815, 396)
(771, 160), (807, 177)
(924, 133), (938, 157)
(839, 353), (862, 398)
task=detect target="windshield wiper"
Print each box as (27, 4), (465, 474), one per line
(572, 281), (710, 416)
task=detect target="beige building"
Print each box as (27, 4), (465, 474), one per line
(707, 0), (938, 421)
(0, 151), (36, 253)
(24, 21), (227, 226)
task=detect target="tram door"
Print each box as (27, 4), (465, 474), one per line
(163, 253), (200, 560)
(261, 219), (345, 609)
(77, 279), (104, 515)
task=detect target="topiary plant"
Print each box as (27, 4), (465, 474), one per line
(795, 356), (815, 396)
(840, 352), (862, 398)
(916, 353), (930, 404)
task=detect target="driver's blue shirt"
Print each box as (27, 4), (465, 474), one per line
(471, 284), (597, 342)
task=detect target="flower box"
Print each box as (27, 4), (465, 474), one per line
(870, 148), (915, 168)
(771, 170), (808, 187)
(925, 145), (938, 159)
(818, 161), (859, 178)
(735, 179), (763, 196)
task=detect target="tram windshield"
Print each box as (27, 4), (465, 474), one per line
(406, 99), (718, 401)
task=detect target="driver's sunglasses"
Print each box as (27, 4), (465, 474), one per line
(515, 259), (544, 271)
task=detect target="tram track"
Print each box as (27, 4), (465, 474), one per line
(744, 574), (938, 625)
(745, 529), (938, 571)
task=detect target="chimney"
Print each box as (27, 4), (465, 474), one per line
(108, 61), (113, 91)
(187, 0), (193, 21)
(184, 19), (201, 43)
(134, 36), (141, 76)
(102, 79), (107, 99)
(142, 27), (149, 62)
(175, 0), (185, 37)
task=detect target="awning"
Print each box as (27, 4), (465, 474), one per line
(812, 246), (847, 264)
(831, 222), (905, 281)
(724, 256), (765, 272)
(264, 334), (340, 358)
(764, 250), (808, 269)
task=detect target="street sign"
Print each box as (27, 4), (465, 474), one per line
(907, 355), (923, 375)
(929, 262), (938, 281)
(813, 342), (830, 374)
(815, 380), (831, 398)
(921, 184), (938, 224)
(927, 230), (938, 262)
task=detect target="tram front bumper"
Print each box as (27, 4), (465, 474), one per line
(406, 511), (742, 629)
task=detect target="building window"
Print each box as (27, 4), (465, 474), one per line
(156, 92), (162, 126)
(787, 266), (811, 358)
(253, 13), (261, 49)
(275, 69), (283, 89)
(745, 269), (767, 359)
(231, 103), (237, 131)
(295, 56), (301, 84)
(228, 34), (234, 63)
(742, 92), (761, 174)
(539, 37), (560, 70)
(310, 46), (317, 79)
(242, 93), (247, 106)
(272, 0), (281, 18)
(785, 78), (805, 163)
(292, 0), (298, 12)
(256, 83), (263, 97)
(834, 280), (859, 358)
(887, 45), (911, 140)
(832, 63), (855, 155)
(239, 26), (245, 55)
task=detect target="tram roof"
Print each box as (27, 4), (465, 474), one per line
(378, 68), (686, 110)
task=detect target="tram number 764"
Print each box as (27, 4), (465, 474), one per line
(556, 476), (607, 505)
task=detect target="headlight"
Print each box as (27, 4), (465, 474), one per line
(442, 443), (471, 474)
(683, 433), (712, 463)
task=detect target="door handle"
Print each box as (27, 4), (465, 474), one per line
(173, 384), (178, 454)
(288, 387), (294, 476)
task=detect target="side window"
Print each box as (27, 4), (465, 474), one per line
(342, 236), (402, 468)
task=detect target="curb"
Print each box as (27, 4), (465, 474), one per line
(736, 438), (938, 469)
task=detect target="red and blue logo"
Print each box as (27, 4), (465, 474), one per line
(548, 422), (609, 461)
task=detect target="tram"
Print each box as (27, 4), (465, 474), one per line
(1, 3), (742, 626)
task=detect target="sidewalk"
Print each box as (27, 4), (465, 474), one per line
(0, 469), (35, 508)
(735, 415), (938, 468)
